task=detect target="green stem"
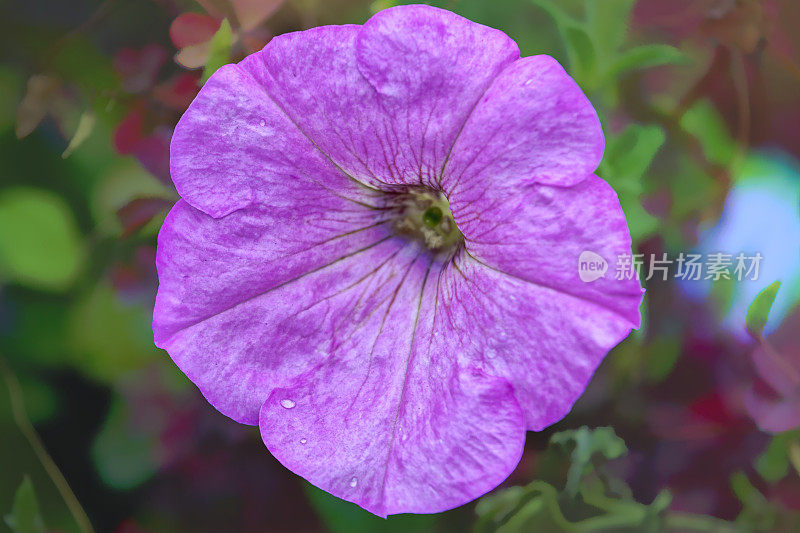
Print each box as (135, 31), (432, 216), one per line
(0, 354), (95, 533)
(665, 511), (740, 532)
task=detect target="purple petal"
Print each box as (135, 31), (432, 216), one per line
(259, 254), (525, 517)
(444, 254), (636, 430)
(169, 62), (374, 218)
(153, 200), (393, 423)
(356, 5), (519, 183)
(449, 174), (643, 327)
(750, 344), (800, 398)
(239, 7), (518, 188)
(445, 55), (604, 188)
(749, 309), (800, 396)
(744, 387), (800, 433)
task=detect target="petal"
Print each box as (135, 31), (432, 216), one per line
(444, 55), (604, 189)
(744, 387), (800, 434)
(239, 7), (518, 188)
(154, 199), (393, 423)
(750, 309), (800, 396)
(170, 63), (374, 218)
(355, 5), (520, 182)
(750, 344), (800, 398)
(443, 253), (636, 430)
(259, 257), (525, 517)
(450, 174), (643, 327)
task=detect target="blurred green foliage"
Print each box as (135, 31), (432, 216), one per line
(4, 478), (46, 533)
(755, 430), (799, 483)
(747, 280), (781, 339)
(0, 188), (84, 291)
(530, 0), (687, 99)
(202, 19), (234, 83)
(475, 428), (674, 533)
(599, 124), (664, 243)
(478, 428), (800, 532)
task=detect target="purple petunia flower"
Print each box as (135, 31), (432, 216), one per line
(153, 4), (644, 516)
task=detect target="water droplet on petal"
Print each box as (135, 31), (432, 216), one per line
(300, 438), (307, 444)
(525, 79), (533, 86)
(349, 477), (358, 488)
(259, 119), (266, 126)
(280, 399), (295, 409)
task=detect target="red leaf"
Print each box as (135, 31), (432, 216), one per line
(113, 109), (145, 155)
(153, 72), (200, 111)
(114, 44), (168, 94)
(170, 12), (220, 49)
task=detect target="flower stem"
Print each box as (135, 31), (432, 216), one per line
(0, 353), (95, 533)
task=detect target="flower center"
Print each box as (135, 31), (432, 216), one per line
(387, 187), (464, 254)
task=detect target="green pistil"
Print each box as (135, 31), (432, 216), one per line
(391, 188), (464, 253)
(423, 206), (443, 228)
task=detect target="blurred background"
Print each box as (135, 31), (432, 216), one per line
(1, 0), (800, 531)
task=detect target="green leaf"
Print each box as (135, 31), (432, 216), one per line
(667, 155), (720, 220)
(626, 203), (659, 243)
(585, 0), (636, 58)
(496, 498), (545, 532)
(645, 335), (681, 382)
(0, 187), (84, 291)
(202, 19), (233, 84)
(62, 110), (96, 159)
(67, 282), (161, 382)
(530, 0), (684, 93)
(0, 65), (23, 135)
(610, 45), (689, 77)
(528, 0), (578, 29)
(563, 24), (597, 84)
(601, 124), (666, 243)
(746, 281), (781, 339)
(92, 399), (159, 490)
(476, 482), (574, 533)
(528, 1), (596, 85)
(550, 426), (627, 497)
(603, 125), (666, 188)
(787, 439), (800, 477)
(680, 100), (736, 166)
(755, 433), (794, 483)
(4, 477), (45, 533)
(496, 496), (562, 533)
(477, 478), (672, 533)
(475, 486), (527, 521)
(731, 472), (778, 531)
